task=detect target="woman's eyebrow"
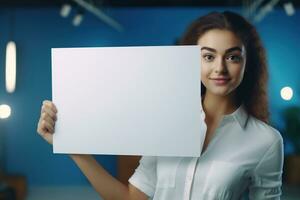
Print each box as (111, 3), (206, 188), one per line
(225, 47), (242, 53)
(201, 47), (216, 52)
(201, 46), (242, 53)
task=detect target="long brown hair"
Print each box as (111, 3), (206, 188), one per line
(179, 11), (269, 124)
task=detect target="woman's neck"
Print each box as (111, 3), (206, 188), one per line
(202, 91), (239, 122)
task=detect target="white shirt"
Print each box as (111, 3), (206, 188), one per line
(128, 104), (284, 200)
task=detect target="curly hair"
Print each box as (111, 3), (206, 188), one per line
(179, 11), (270, 124)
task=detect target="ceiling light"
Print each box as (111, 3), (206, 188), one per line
(72, 0), (123, 31)
(254, 0), (280, 22)
(72, 12), (84, 26)
(5, 41), (17, 93)
(280, 86), (293, 101)
(60, 4), (72, 18)
(0, 104), (11, 119)
(284, 2), (295, 16)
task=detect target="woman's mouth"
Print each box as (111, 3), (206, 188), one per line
(209, 78), (231, 86)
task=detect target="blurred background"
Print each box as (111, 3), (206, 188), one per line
(0, 0), (299, 199)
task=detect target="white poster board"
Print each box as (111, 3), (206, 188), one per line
(52, 45), (204, 157)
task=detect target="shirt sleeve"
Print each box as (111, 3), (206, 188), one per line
(249, 137), (284, 199)
(128, 156), (157, 197)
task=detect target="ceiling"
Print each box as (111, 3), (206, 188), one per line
(0, 0), (299, 7)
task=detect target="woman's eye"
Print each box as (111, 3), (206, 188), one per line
(226, 55), (242, 62)
(202, 54), (214, 62)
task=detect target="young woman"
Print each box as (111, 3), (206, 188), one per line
(37, 11), (283, 200)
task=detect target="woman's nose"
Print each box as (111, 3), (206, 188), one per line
(214, 57), (228, 74)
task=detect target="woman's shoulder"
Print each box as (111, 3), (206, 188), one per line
(243, 116), (283, 162)
(246, 115), (283, 145)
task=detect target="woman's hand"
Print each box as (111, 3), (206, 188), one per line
(36, 100), (148, 200)
(37, 100), (58, 145)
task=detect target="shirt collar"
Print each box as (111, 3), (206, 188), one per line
(220, 104), (249, 129)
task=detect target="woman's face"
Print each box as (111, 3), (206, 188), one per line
(198, 29), (246, 97)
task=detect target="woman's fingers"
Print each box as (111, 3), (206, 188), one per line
(37, 119), (54, 145)
(42, 113), (55, 127)
(41, 103), (57, 121)
(37, 100), (58, 145)
(43, 100), (58, 113)
(40, 119), (54, 134)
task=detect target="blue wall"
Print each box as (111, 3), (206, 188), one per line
(0, 7), (299, 186)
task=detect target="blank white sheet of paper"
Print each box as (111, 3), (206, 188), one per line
(52, 45), (203, 157)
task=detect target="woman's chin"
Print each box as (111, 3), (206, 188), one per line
(209, 88), (232, 97)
